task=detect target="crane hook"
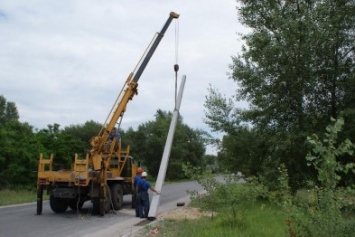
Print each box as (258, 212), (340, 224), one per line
(173, 64), (179, 109)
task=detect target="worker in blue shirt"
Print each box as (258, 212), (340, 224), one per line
(136, 172), (160, 218)
(133, 167), (143, 217)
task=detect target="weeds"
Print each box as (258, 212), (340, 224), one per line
(277, 117), (355, 237)
(172, 118), (355, 237)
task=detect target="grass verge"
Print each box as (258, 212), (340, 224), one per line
(142, 201), (286, 237)
(0, 189), (48, 206)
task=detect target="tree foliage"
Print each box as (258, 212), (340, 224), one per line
(0, 97), (39, 188)
(63, 120), (103, 152)
(204, 0), (355, 189)
(0, 121), (41, 188)
(0, 95), (19, 126)
(125, 109), (206, 180)
(0, 96), (104, 188)
(276, 118), (355, 237)
(0, 91), (209, 188)
(36, 123), (87, 169)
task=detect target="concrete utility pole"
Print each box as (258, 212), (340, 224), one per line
(148, 75), (186, 219)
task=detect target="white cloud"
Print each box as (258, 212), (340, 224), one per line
(0, 0), (249, 154)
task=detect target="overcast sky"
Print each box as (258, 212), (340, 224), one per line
(1, 0), (248, 153)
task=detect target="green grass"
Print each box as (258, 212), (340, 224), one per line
(144, 201), (286, 237)
(0, 189), (48, 206)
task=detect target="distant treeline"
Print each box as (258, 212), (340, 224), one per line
(0, 95), (209, 189)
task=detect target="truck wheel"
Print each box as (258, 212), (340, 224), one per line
(110, 183), (123, 210)
(49, 195), (68, 213)
(68, 197), (85, 210)
(92, 198), (100, 215)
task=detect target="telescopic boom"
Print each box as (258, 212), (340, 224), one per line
(90, 11), (180, 170)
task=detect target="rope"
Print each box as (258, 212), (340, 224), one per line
(174, 64), (179, 109)
(175, 20), (179, 66)
(134, 33), (158, 73)
(174, 19), (180, 109)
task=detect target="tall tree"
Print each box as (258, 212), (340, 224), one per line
(0, 95), (19, 126)
(36, 123), (84, 169)
(205, 0), (355, 189)
(63, 120), (103, 152)
(0, 96), (39, 188)
(0, 120), (41, 188)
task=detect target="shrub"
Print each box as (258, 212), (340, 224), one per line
(282, 118), (355, 237)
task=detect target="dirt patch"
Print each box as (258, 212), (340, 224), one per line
(132, 207), (216, 236)
(157, 206), (215, 220)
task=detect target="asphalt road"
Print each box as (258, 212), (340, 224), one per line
(0, 180), (203, 237)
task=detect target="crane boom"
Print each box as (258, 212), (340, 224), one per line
(90, 11), (179, 170)
(133, 11), (179, 82)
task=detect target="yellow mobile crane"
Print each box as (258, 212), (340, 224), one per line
(37, 11), (179, 216)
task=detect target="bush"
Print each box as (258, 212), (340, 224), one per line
(281, 118), (355, 237)
(190, 173), (268, 228)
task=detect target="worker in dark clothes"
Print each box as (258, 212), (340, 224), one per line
(136, 172), (160, 218)
(108, 127), (120, 141)
(133, 167), (143, 217)
(106, 127), (120, 152)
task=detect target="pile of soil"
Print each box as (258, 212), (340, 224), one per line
(158, 206), (215, 220)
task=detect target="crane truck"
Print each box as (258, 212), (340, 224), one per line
(36, 11), (179, 216)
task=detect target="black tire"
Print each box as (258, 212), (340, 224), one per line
(110, 183), (123, 210)
(68, 197), (85, 211)
(49, 195), (68, 213)
(92, 197), (100, 215)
